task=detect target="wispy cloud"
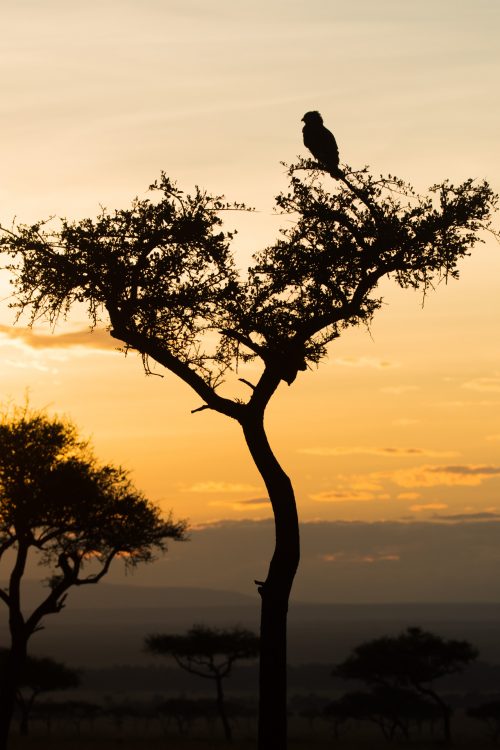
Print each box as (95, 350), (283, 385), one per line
(332, 356), (398, 369)
(380, 385), (420, 395)
(462, 375), (500, 393)
(321, 552), (400, 564)
(382, 464), (500, 488)
(0, 325), (117, 352)
(437, 400), (500, 408)
(410, 502), (448, 512)
(300, 446), (457, 458)
(311, 477), (389, 504)
(208, 497), (270, 511)
(183, 481), (261, 494)
(432, 511), (500, 522)
(397, 492), (421, 501)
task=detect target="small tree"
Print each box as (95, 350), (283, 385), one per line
(145, 624), (259, 741)
(334, 626), (478, 743)
(2, 160), (496, 750)
(324, 686), (440, 742)
(0, 651), (80, 736)
(468, 701), (500, 743)
(0, 406), (187, 750)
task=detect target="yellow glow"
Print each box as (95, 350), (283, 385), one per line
(0, 1), (499, 526)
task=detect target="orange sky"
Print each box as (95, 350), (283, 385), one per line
(0, 0), (499, 527)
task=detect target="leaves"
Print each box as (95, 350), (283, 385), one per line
(2, 164), (497, 402)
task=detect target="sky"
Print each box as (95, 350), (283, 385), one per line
(0, 0), (499, 552)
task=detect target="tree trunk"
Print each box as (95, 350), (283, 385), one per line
(0, 641), (27, 750)
(242, 413), (300, 750)
(414, 683), (452, 744)
(215, 673), (232, 741)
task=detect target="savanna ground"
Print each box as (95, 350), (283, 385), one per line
(6, 716), (498, 750)
(6, 740), (500, 749)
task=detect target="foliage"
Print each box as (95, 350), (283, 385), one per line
(0, 404), (187, 619)
(146, 625), (258, 741)
(334, 626), (478, 687)
(2, 167), (496, 393)
(468, 700), (500, 743)
(334, 626), (478, 742)
(145, 624), (259, 679)
(324, 686), (440, 742)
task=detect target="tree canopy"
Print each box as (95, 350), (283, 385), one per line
(2, 161), (496, 750)
(146, 624), (259, 741)
(3, 166), (496, 398)
(0, 405), (187, 617)
(334, 626), (478, 742)
(146, 624), (259, 677)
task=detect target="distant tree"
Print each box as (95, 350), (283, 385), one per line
(468, 700), (500, 743)
(0, 651), (80, 736)
(0, 406), (187, 750)
(145, 624), (259, 741)
(3, 160), (497, 750)
(334, 626), (478, 742)
(324, 686), (440, 742)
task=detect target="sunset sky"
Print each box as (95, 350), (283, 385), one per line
(1, 0), (499, 537)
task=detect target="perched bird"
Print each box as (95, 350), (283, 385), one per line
(301, 111), (341, 178)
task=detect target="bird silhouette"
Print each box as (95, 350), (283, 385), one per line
(302, 111), (342, 178)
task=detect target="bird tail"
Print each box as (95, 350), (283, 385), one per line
(329, 166), (344, 180)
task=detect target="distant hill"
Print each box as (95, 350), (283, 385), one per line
(1, 581), (500, 668)
(0, 579), (257, 610)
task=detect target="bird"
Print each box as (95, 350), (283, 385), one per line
(301, 111), (341, 178)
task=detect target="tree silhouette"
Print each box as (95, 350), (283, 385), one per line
(2, 161), (496, 750)
(145, 624), (259, 741)
(334, 626), (478, 743)
(0, 650), (80, 736)
(468, 700), (500, 743)
(0, 405), (187, 750)
(324, 686), (440, 742)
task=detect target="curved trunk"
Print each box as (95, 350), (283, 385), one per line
(242, 413), (300, 750)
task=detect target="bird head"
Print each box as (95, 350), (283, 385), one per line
(301, 111), (323, 125)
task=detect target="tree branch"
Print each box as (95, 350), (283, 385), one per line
(109, 323), (243, 421)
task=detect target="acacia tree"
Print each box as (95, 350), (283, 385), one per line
(1, 160), (496, 750)
(0, 407), (187, 749)
(145, 624), (259, 741)
(334, 626), (478, 742)
(0, 651), (80, 736)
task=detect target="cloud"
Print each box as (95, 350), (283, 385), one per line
(321, 552), (400, 564)
(437, 400), (500, 408)
(432, 511), (500, 522)
(410, 502), (448, 512)
(462, 376), (500, 393)
(311, 489), (377, 503)
(397, 492), (421, 501)
(208, 497), (270, 511)
(331, 356), (397, 369)
(486, 434), (500, 442)
(183, 481), (261, 494)
(311, 477), (389, 503)
(380, 385), (420, 395)
(0, 325), (117, 352)
(381, 464), (500, 488)
(300, 446), (457, 458)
